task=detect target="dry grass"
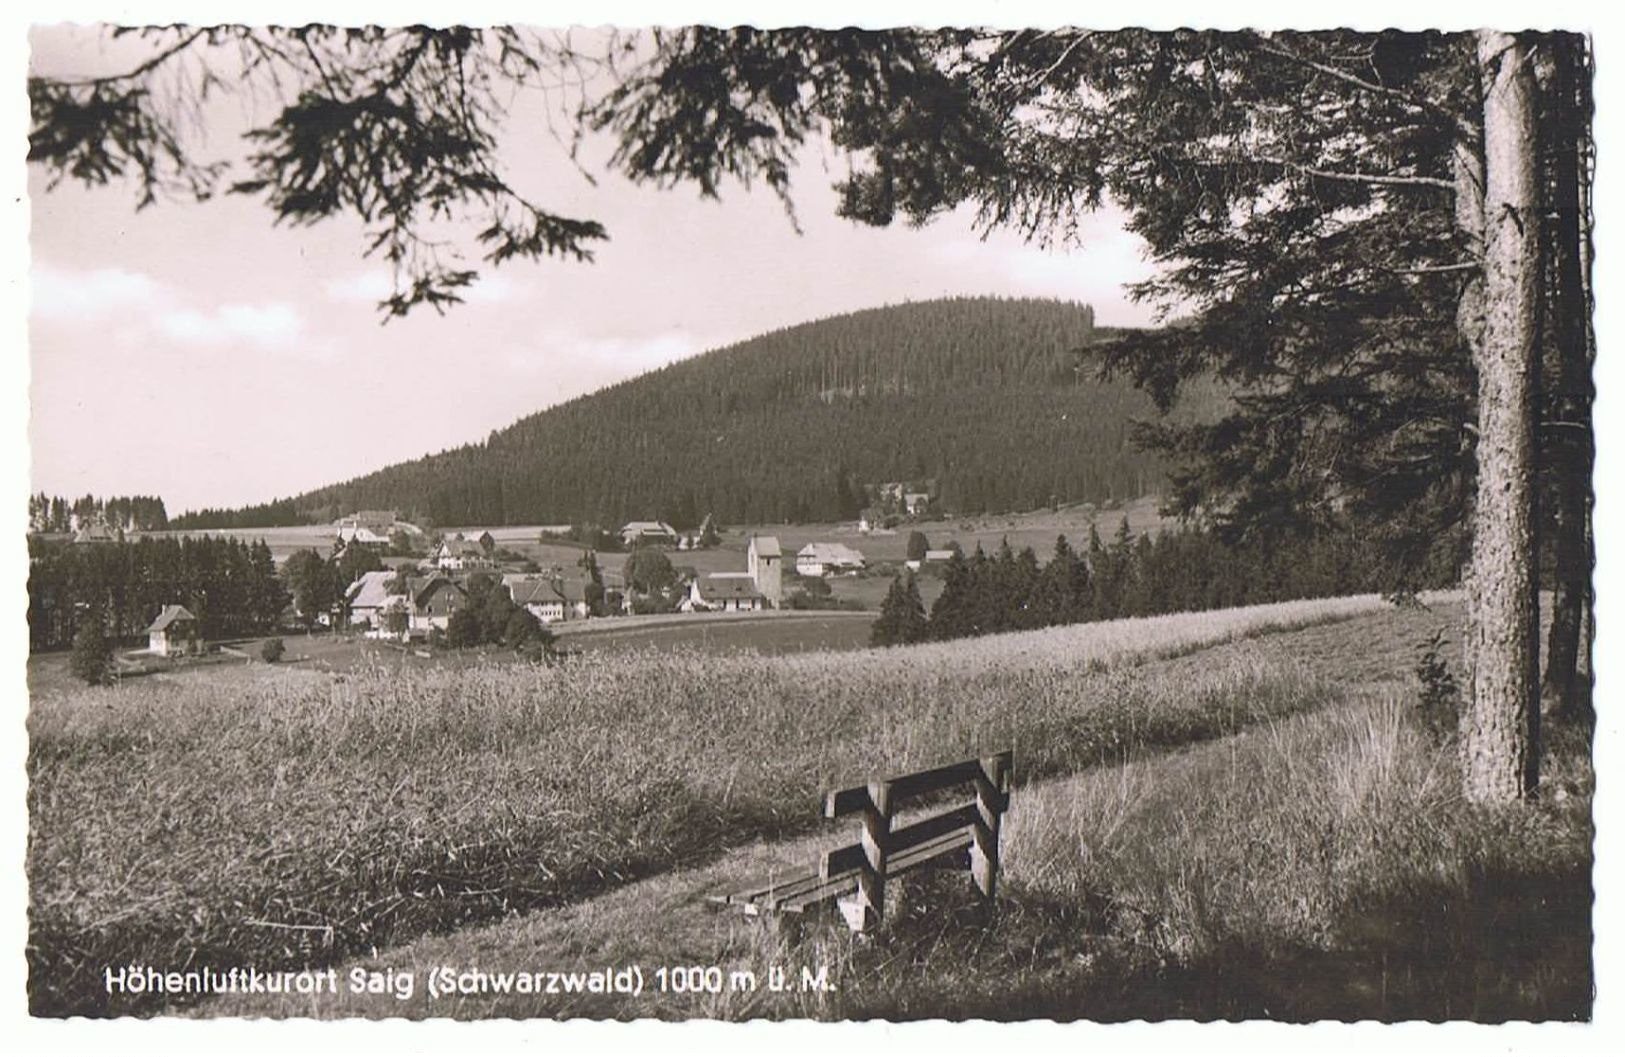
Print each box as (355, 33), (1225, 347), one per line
(27, 594), (1404, 1017)
(191, 647), (1589, 1023)
(819, 694), (1593, 1021)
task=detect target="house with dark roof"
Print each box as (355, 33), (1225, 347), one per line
(72, 522), (118, 545)
(407, 576), (468, 633)
(503, 574), (588, 623)
(795, 542), (867, 577)
(146, 604), (200, 656)
(682, 573), (765, 613)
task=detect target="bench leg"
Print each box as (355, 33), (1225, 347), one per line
(972, 754), (1008, 902)
(837, 881), (880, 933)
(773, 912), (806, 947)
(842, 782), (892, 932)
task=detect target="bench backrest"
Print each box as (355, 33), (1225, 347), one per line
(818, 750), (1013, 889)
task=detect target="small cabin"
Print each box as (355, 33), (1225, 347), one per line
(146, 604), (200, 657)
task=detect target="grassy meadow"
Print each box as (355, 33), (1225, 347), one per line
(201, 688), (1590, 1022)
(28, 594), (1403, 1017)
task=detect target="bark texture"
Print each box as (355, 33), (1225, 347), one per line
(1461, 31), (1542, 802)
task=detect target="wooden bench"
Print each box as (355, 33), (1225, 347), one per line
(713, 750), (1013, 933)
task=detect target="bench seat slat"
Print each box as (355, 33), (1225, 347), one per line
(715, 826), (977, 916)
(723, 870), (834, 907)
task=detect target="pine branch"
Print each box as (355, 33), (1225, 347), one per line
(47, 28), (212, 88)
(1256, 36), (1479, 142)
(1259, 155), (1457, 191)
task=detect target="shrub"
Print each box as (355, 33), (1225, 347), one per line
(1414, 628), (1459, 741)
(260, 638), (286, 663)
(445, 608), (482, 648)
(503, 608), (553, 649)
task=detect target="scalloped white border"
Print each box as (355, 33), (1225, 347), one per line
(5, 3), (1618, 1054)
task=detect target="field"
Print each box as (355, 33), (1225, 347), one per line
(26, 591), (1591, 1021)
(554, 611), (877, 655)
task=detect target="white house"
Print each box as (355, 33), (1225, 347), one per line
(146, 604), (200, 656)
(432, 535), (494, 571)
(682, 573), (765, 612)
(795, 542), (867, 577)
(335, 510), (405, 546)
(503, 574), (589, 624)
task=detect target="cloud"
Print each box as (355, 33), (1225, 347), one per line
(324, 270), (393, 303)
(464, 271), (523, 304)
(35, 261), (334, 357)
(31, 262), (166, 320)
(157, 302), (315, 354)
(325, 268), (524, 305)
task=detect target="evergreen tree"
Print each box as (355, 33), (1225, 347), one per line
(1034, 534), (1079, 626)
(871, 572), (929, 647)
(70, 613), (113, 686)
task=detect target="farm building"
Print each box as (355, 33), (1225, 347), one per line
(72, 522), (118, 545)
(146, 604), (200, 656)
(407, 576), (468, 632)
(682, 573), (766, 612)
(904, 492), (931, 515)
(795, 542), (867, 577)
(432, 535), (494, 571)
(619, 520), (678, 547)
(345, 570), (404, 630)
(335, 510), (411, 546)
(748, 535), (783, 606)
(907, 548), (957, 571)
(503, 574), (589, 623)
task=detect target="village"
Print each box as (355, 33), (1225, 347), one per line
(324, 496), (959, 647)
(39, 479), (982, 665)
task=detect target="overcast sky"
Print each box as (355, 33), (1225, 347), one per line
(27, 24), (1163, 515)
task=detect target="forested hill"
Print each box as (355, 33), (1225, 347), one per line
(178, 297), (1225, 529)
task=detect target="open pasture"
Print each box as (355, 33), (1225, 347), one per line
(557, 611), (876, 655)
(27, 593), (1433, 1016)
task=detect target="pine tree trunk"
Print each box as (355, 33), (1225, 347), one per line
(1461, 31), (1542, 803)
(1540, 34), (1596, 725)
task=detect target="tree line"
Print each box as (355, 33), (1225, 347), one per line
(28, 536), (287, 652)
(28, 493), (170, 534)
(872, 523), (1449, 648)
(170, 497), (311, 531)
